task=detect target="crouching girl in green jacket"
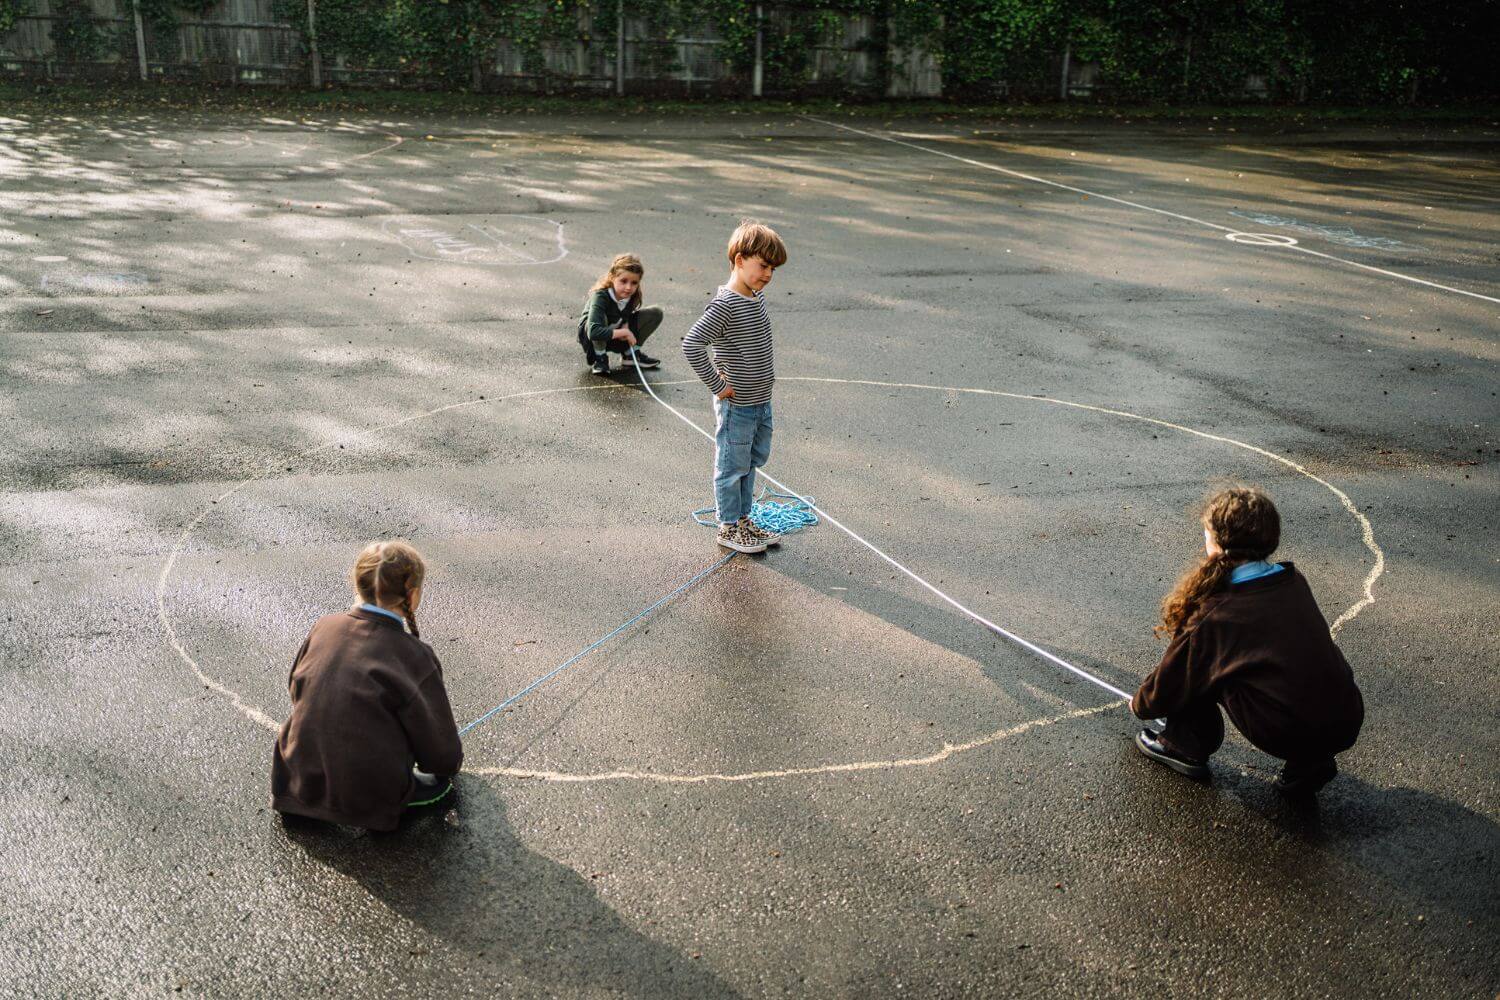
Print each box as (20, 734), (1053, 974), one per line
(577, 252), (664, 376)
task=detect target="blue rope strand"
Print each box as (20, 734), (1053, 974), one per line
(458, 359), (816, 739)
(692, 485), (820, 534)
(458, 552), (735, 737)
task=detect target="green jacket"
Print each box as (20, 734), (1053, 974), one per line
(578, 287), (637, 344)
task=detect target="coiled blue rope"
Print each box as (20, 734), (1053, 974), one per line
(692, 485), (820, 534)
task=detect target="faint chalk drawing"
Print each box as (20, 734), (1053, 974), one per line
(40, 272), (151, 294)
(1228, 211), (1419, 251)
(382, 214), (567, 266)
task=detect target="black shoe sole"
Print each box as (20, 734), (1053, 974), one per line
(1135, 730), (1211, 779)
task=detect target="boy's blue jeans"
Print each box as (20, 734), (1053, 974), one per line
(714, 399), (773, 524)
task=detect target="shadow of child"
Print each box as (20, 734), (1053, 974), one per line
(282, 778), (741, 999)
(1222, 771), (1500, 933)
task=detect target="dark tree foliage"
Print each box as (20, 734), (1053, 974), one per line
(246, 0), (1499, 101)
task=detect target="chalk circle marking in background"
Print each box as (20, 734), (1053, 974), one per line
(156, 377), (1383, 784)
(1226, 232), (1300, 247)
(382, 214), (567, 267)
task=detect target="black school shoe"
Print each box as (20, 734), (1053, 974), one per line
(1134, 728), (1212, 780)
(1275, 757), (1337, 798)
(591, 354), (611, 376)
(623, 350), (661, 369)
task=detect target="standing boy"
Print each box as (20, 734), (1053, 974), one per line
(682, 221), (788, 554)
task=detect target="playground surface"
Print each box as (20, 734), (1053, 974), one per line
(1, 105), (1497, 997)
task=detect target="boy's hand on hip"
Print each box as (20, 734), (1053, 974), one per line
(715, 384), (735, 400)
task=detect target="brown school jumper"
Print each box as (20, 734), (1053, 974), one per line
(271, 608), (463, 831)
(1131, 564), (1364, 767)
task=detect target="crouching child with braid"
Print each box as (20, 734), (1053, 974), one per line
(271, 540), (463, 830)
(1131, 488), (1364, 797)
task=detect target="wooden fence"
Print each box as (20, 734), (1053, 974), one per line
(0, 0), (943, 96)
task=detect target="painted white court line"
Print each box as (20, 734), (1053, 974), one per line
(1226, 232), (1299, 247)
(801, 116), (1500, 306)
(157, 377), (1382, 784)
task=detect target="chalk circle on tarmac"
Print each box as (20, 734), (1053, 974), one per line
(157, 377), (1382, 785)
(382, 213), (567, 266)
(1225, 231), (1299, 247)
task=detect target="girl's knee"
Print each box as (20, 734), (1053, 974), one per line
(635, 306), (664, 336)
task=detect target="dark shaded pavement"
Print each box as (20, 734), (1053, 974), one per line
(2, 110), (1496, 997)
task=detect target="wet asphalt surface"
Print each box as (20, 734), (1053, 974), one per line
(1, 109), (1497, 997)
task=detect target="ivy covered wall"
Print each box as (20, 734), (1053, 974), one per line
(0, 0), (1493, 103)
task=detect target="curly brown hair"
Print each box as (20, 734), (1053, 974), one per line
(352, 539), (426, 638)
(1156, 487), (1281, 638)
(592, 253), (644, 310)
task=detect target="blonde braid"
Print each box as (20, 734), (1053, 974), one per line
(351, 540), (427, 635)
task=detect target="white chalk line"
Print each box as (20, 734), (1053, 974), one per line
(155, 381), (654, 737)
(156, 376), (1382, 785)
(238, 130), (401, 167)
(467, 222), (539, 263)
(467, 703), (1116, 783)
(345, 133), (404, 164)
(241, 132), (314, 158)
(801, 116), (1500, 306)
(633, 370), (1138, 703)
(382, 215), (568, 267)
(781, 377), (1384, 635)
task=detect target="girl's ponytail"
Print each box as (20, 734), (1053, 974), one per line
(1157, 551), (1237, 638)
(1156, 487), (1280, 638)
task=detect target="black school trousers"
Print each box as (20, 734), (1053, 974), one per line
(579, 306), (663, 361)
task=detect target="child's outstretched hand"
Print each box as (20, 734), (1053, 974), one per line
(612, 324), (637, 347)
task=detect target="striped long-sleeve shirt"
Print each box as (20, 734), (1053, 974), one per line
(681, 285), (775, 405)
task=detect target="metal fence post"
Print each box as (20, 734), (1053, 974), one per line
(306, 0), (322, 87)
(752, 3), (763, 97)
(131, 0), (149, 81)
(615, 0), (625, 95)
(1059, 41), (1070, 100)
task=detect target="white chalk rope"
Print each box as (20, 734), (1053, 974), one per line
(627, 349), (1135, 703)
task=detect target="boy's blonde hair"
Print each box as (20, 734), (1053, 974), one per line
(592, 253), (644, 309)
(352, 539), (426, 637)
(727, 220), (787, 268)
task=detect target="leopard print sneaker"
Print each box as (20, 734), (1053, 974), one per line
(717, 522), (767, 554)
(738, 516), (782, 547)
